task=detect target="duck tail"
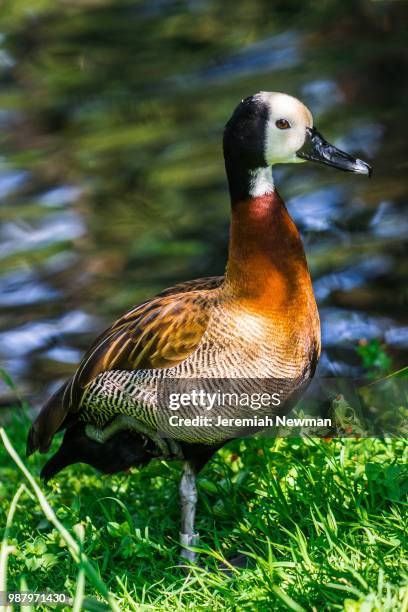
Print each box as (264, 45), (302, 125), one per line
(26, 382), (71, 457)
(40, 423), (154, 482)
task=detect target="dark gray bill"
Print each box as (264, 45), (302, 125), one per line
(296, 127), (372, 176)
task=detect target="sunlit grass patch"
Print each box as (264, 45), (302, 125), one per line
(1, 353), (407, 610)
(1, 409), (407, 611)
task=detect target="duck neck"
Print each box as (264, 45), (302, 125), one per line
(225, 153), (274, 203)
(224, 170), (312, 309)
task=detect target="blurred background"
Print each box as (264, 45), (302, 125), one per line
(0, 0), (407, 411)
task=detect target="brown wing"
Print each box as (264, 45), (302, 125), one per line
(27, 276), (224, 455)
(69, 275), (223, 402)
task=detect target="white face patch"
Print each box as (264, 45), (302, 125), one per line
(255, 92), (314, 166)
(248, 166), (274, 197)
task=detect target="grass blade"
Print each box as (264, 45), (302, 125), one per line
(0, 427), (121, 612)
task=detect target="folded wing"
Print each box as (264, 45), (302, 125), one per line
(27, 276), (224, 455)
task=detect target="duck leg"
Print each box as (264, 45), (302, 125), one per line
(85, 416), (183, 459)
(179, 461), (199, 563)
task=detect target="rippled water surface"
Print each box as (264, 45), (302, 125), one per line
(0, 0), (407, 406)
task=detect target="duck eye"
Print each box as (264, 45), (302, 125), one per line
(275, 119), (291, 130)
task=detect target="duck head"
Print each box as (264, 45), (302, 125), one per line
(223, 91), (372, 203)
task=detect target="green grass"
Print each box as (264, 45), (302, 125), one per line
(0, 408), (407, 611)
(1, 345), (407, 610)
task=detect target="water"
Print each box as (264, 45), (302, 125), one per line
(0, 0), (407, 407)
